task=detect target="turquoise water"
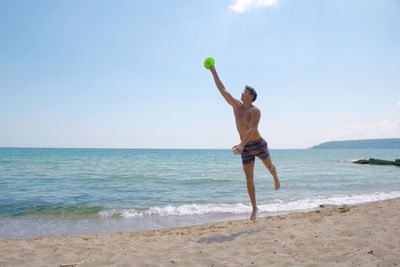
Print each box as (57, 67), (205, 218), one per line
(0, 148), (399, 239)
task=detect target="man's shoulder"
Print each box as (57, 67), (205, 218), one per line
(251, 105), (261, 113)
(250, 106), (261, 119)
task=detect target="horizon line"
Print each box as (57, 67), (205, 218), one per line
(0, 146), (308, 150)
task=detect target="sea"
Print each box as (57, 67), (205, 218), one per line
(0, 147), (399, 240)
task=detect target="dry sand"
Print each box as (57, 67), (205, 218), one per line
(1, 198), (399, 267)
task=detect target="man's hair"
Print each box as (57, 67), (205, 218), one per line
(245, 85), (257, 102)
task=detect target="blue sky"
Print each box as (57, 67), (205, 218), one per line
(1, 0), (399, 149)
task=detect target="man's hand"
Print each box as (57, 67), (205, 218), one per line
(232, 143), (244, 155)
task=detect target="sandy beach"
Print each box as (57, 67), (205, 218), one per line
(1, 198), (399, 267)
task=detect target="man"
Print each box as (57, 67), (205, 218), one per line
(209, 66), (280, 221)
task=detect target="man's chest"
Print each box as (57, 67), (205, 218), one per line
(234, 109), (251, 124)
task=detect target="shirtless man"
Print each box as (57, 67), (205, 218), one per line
(210, 66), (280, 221)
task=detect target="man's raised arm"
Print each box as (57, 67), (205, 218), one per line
(210, 67), (239, 106)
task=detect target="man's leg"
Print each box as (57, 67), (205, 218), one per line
(242, 160), (258, 221)
(261, 156), (280, 190)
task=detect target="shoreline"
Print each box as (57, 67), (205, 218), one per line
(1, 198), (399, 266)
(3, 191), (400, 241)
(0, 208), (309, 241)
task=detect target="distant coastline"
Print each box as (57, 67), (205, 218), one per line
(311, 138), (400, 149)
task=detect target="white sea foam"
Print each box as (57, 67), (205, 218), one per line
(258, 191), (400, 212)
(98, 191), (400, 218)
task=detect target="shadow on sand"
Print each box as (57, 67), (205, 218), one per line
(188, 226), (267, 244)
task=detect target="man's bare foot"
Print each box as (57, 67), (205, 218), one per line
(274, 178), (280, 190)
(250, 208), (258, 221)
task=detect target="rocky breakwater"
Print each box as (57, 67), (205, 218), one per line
(353, 158), (400, 166)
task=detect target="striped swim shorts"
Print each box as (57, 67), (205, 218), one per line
(241, 138), (270, 164)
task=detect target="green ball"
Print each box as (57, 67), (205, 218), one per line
(204, 57), (215, 70)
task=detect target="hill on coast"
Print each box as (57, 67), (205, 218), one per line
(311, 138), (400, 149)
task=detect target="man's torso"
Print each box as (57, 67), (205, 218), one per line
(233, 104), (262, 142)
